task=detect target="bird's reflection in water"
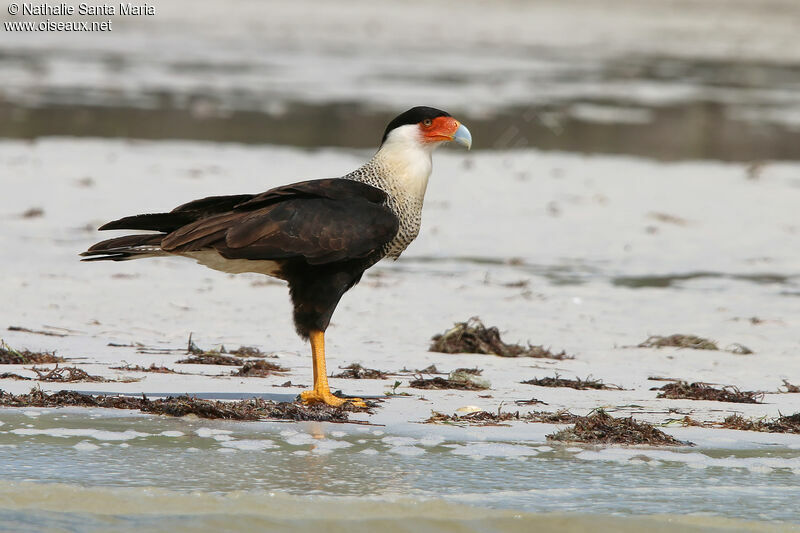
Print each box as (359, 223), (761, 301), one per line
(281, 423), (417, 496)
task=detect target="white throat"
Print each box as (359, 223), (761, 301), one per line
(372, 124), (436, 202)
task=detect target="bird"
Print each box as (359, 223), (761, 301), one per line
(81, 106), (472, 407)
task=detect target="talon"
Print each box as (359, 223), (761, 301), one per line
(300, 389), (366, 408)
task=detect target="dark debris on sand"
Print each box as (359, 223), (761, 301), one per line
(0, 372), (31, 380)
(0, 341), (65, 365)
(232, 360), (289, 377)
(332, 363), (389, 380)
(409, 376), (488, 391)
(398, 364), (444, 375)
(228, 346), (274, 358)
(0, 388), (370, 423)
(720, 413), (800, 434)
(110, 363), (185, 374)
(521, 374), (622, 391)
(424, 409), (520, 426)
(31, 365), (110, 383)
(8, 326), (67, 338)
(781, 380), (800, 393)
(527, 410), (583, 424)
(176, 353), (244, 366)
(429, 317), (572, 360)
(727, 343), (754, 355)
(514, 397), (548, 406)
(409, 368), (490, 391)
(185, 335), (274, 359)
(638, 334), (718, 350)
(656, 381), (762, 404)
(671, 415), (709, 428)
(424, 408), (581, 427)
(547, 409), (688, 446)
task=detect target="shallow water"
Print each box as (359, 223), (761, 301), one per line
(1, 409), (799, 530)
(2, 483), (789, 533)
(4, 1), (800, 160)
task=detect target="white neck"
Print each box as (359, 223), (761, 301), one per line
(371, 124), (436, 202)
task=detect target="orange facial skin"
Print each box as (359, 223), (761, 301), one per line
(420, 116), (461, 143)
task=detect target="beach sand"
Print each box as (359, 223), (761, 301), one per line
(1, 138), (798, 438)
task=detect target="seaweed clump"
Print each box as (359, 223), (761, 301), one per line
(526, 410), (582, 423)
(31, 366), (109, 382)
(409, 368), (490, 391)
(332, 363), (389, 379)
(0, 388), (365, 422)
(176, 354), (243, 366)
(781, 380), (800, 393)
(0, 372), (31, 380)
(656, 381), (762, 404)
(720, 413), (800, 434)
(424, 409), (520, 427)
(547, 410), (688, 446)
(0, 341), (64, 364)
(228, 346), (271, 358)
(424, 409), (580, 427)
(409, 376), (488, 391)
(638, 334), (718, 350)
(184, 336), (274, 360)
(521, 374), (621, 390)
(430, 318), (571, 359)
(232, 360), (289, 377)
(110, 363), (185, 374)
(398, 364), (443, 375)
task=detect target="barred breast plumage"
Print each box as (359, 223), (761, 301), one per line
(344, 151), (428, 260)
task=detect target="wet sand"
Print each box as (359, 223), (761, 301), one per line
(2, 480), (790, 533)
(1, 137), (798, 439)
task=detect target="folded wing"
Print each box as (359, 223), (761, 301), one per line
(82, 179), (399, 266)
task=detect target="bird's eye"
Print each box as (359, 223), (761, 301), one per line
(422, 119), (432, 127)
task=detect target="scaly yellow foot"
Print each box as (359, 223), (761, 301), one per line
(300, 329), (367, 408)
(300, 389), (366, 408)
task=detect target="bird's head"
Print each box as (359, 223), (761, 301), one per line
(380, 106), (472, 152)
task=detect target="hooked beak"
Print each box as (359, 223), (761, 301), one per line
(451, 123), (472, 150)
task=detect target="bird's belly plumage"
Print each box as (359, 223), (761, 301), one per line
(182, 250), (284, 278)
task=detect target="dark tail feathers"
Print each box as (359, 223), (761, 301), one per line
(80, 234), (166, 262)
(83, 193), (257, 261)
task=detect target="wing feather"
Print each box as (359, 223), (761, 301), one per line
(220, 199), (398, 264)
(233, 178), (386, 210)
(160, 179), (398, 264)
(98, 194), (256, 233)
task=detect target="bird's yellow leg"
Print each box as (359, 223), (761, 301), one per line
(300, 330), (366, 408)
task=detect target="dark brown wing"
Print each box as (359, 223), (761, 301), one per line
(160, 179), (399, 265)
(232, 178), (388, 210)
(98, 194), (256, 232)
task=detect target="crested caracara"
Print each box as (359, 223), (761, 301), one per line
(81, 106), (472, 407)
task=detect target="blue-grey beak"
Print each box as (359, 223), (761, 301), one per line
(452, 123), (472, 150)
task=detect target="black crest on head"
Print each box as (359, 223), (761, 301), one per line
(381, 106), (451, 144)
